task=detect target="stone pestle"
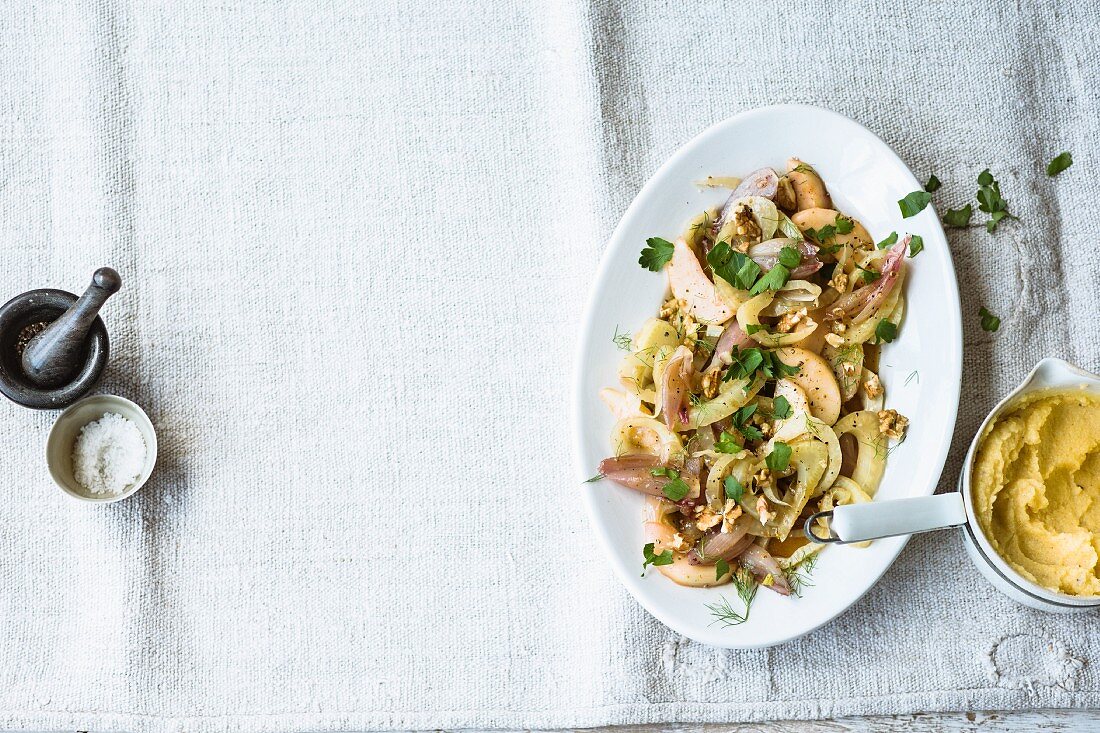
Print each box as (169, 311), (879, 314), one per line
(21, 268), (121, 388)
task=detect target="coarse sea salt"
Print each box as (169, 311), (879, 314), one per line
(72, 412), (146, 496)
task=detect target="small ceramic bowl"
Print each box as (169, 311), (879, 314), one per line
(806, 358), (1100, 613)
(46, 394), (157, 503)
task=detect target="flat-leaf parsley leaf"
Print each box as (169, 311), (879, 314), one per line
(942, 204), (972, 227)
(908, 234), (924, 257)
(766, 442), (792, 472)
(979, 306), (1001, 332)
(875, 319), (898, 343)
(715, 431), (743, 454)
(976, 169), (1012, 233)
(639, 237), (675, 271)
(777, 245), (802, 269)
(898, 190), (932, 218)
(708, 241), (761, 291)
(1047, 152), (1072, 177)
(724, 475), (744, 502)
(715, 558), (731, 582)
(749, 264), (791, 295)
(642, 542), (673, 574)
(662, 476), (690, 501)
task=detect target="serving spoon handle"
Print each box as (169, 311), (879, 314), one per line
(804, 493), (967, 545)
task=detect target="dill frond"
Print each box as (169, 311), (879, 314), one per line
(612, 325), (633, 352)
(706, 568), (759, 627)
(784, 553), (818, 598)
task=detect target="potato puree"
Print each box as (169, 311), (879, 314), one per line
(972, 389), (1100, 596)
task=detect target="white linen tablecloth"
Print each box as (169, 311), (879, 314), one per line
(0, 1), (1097, 731)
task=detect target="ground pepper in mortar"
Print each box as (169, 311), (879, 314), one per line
(14, 321), (48, 356)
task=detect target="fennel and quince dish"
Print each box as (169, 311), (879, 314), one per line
(594, 159), (914, 599)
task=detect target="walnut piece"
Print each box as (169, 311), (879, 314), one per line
(701, 368), (721, 399)
(696, 508), (722, 532)
(733, 204), (762, 243)
(877, 409), (909, 439)
(775, 307), (810, 334)
(756, 495), (774, 525)
(828, 269), (849, 293)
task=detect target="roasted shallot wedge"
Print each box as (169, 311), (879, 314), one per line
(747, 238), (822, 278)
(826, 236), (908, 324)
(690, 516), (756, 564)
(731, 167), (780, 200)
(711, 169), (782, 244)
(598, 454), (701, 501)
(597, 454), (665, 496)
(737, 544), (792, 596)
(659, 345), (695, 431)
(704, 321), (755, 372)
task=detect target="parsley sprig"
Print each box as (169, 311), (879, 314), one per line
(651, 466), (689, 501)
(724, 475), (744, 502)
(1047, 152), (1072, 177)
(875, 319), (898, 344)
(731, 403), (762, 442)
(979, 306), (1001, 332)
(942, 204), (972, 228)
(642, 542), (673, 574)
(639, 237), (675, 271)
(708, 241), (761, 290)
(976, 169), (1013, 233)
(804, 213), (854, 254)
(876, 231), (898, 249)
(715, 431), (743, 454)
(765, 442), (792, 472)
(723, 347), (800, 385)
(898, 190), (932, 218)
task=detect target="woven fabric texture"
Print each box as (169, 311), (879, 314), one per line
(0, 1), (1097, 731)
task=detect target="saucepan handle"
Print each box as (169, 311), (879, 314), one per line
(804, 493), (967, 545)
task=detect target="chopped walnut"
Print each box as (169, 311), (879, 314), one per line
(701, 368), (721, 399)
(775, 307), (810, 334)
(759, 421), (772, 437)
(864, 372), (883, 399)
(877, 409), (909, 439)
(830, 320), (848, 334)
(828, 269), (849, 293)
(824, 332), (845, 348)
(733, 204), (762, 242)
(841, 361), (857, 376)
(695, 508), (722, 532)
(756, 496), (774, 525)
(720, 501), (744, 533)
(754, 468), (772, 488)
